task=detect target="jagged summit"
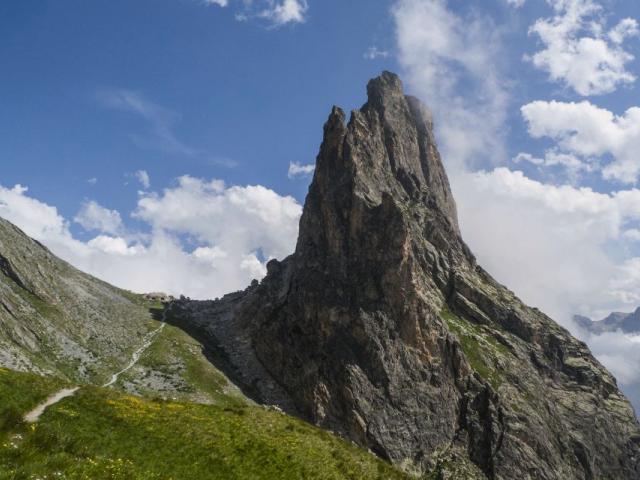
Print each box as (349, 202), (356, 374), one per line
(306, 71), (459, 240)
(170, 72), (640, 479)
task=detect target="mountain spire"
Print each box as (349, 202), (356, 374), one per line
(172, 72), (640, 479)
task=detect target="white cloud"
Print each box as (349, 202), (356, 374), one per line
(287, 161), (315, 179)
(393, 0), (510, 170)
(521, 100), (640, 184)
(609, 18), (639, 45)
(240, 253), (268, 279)
(192, 245), (228, 262)
(513, 152), (544, 166)
(74, 201), (123, 235)
(134, 175), (301, 261)
(454, 168), (640, 325)
(0, 179), (301, 300)
(203, 0), (228, 6)
(87, 235), (143, 256)
(514, 150), (587, 169)
(0, 185), (85, 254)
(364, 47), (390, 60)
(260, 0), (308, 26)
(87, 177), (98, 185)
(513, 150), (591, 182)
(135, 170), (151, 189)
(528, 0), (638, 96)
(586, 331), (640, 387)
(506, 0), (525, 7)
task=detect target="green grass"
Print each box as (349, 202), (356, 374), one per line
(0, 369), (411, 480)
(441, 309), (509, 390)
(0, 368), (68, 435)
(119, 323), (247, 405)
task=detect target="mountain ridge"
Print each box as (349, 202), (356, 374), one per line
(575, 308), (640, 335)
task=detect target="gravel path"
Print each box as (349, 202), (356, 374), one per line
(23, 321), (166, 423)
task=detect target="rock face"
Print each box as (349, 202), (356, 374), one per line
(169, 72), (640, 479)
(575, 308), (640, 335)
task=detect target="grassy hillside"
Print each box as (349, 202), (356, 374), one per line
(0, 369), (410, 480)
(0, 217), (247, 404)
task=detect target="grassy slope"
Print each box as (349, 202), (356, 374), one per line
(0, 368), (68, 434)
(113, 315), (247, 406)
(0, 369), (410, 480)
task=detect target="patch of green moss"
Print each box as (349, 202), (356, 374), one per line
(425, 445), (487, 480)
(441, 309), (508, 390)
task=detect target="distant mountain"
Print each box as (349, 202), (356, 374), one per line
(575, 308), (640, 334)
(171, 72), (640, 479)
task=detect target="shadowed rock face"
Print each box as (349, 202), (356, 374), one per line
(169, 72), (640, 479)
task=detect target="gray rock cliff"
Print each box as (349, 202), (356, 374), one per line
(169, 72), (640, 479)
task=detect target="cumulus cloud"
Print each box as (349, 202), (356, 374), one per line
(0, 185), (85, 255)
(134, 175), (301, 261)
(135, 170), (151, 189)
(203, 0), (228, 6)
(0, 179), (301, 300)
(521, 100), (640, 184)
(454, 168), (640, 324)
(260, 0), (308, 26)
(87, 235), (144, 256)
(528, 0), (639, 96)
(287, 162), (315, 179)
(393, 0), (510, 170)
(74, 201), (124, 235)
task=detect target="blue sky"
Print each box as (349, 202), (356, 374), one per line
(2, 0), (400, 225)
(2, 0), (640, 405)
(4, 0), (635, 222)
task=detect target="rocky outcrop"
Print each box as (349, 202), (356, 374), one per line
(169, 72), (640, 479)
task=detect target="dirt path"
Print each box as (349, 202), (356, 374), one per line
(24, 387), (80, 423)
(102, 323), (165, 388)
(23, 322), (166, 423)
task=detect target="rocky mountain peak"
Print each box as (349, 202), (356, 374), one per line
(298, 72), (460, 267)
(171, 72), (640, 479)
